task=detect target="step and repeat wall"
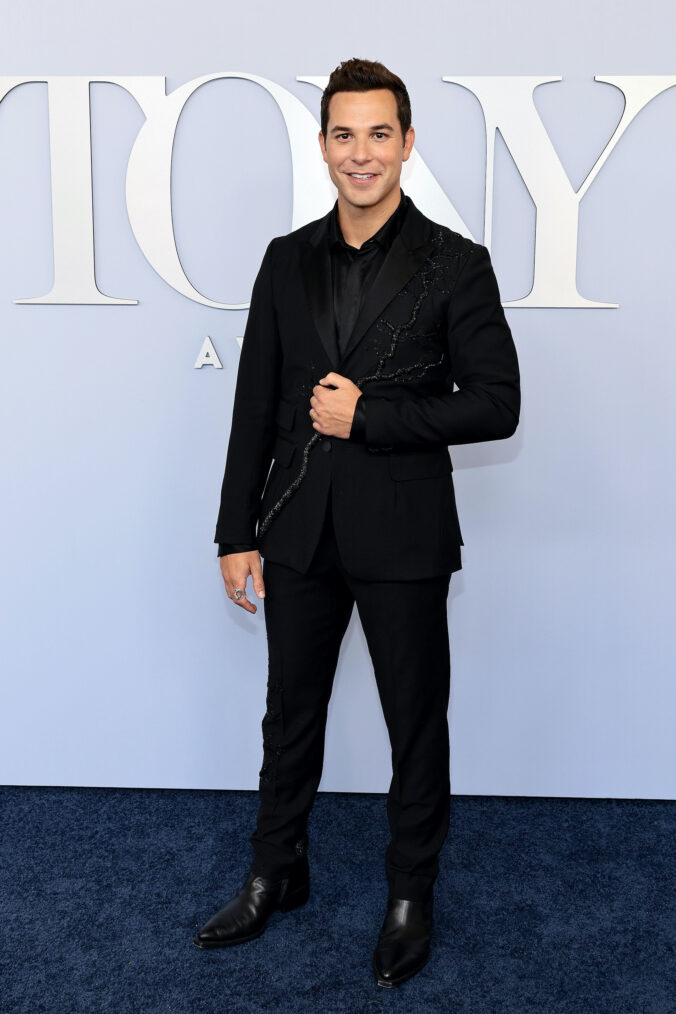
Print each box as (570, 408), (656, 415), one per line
(1, 0), (674, 797)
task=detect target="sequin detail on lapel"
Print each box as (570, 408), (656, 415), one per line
(357, 227), (464, 389)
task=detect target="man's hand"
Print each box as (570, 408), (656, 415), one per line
(220, 550), (265, 614)
(309, 372), (363, 440)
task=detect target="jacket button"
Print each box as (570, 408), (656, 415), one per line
(322, 439), (332, 452)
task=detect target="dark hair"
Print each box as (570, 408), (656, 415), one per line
(320, 58), (411, 143)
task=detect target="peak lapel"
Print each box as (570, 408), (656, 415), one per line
(300, 212), (340, 369)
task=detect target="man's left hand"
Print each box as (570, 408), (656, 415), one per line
(309, 373), (363, 440)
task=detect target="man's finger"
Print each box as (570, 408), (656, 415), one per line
(233, 590), (257, 614)
(229, 578), (257, 614)
(220, 557), (259, 614)
(249, 555), (266, 599)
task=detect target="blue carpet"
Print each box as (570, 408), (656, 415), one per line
(0, 787), (674, 1013)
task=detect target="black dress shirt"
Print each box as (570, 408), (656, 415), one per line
(219, 188), (408, 557)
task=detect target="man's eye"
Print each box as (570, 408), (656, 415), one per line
(336, 132), (387, 140)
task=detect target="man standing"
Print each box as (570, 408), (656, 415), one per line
(194, 58), (520, 988)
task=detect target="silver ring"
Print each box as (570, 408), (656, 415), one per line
(234, 588), (244, 600)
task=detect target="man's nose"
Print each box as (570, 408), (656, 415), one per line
(352, 139), (373, 163)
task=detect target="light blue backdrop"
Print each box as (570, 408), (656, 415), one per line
(1, 0), (674, 798)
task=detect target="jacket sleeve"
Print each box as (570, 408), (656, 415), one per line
(218, 543), (256, 557)
(348, 393), (367, 442)
(214, 238), (281, 546)
(361, 243), (520, 448)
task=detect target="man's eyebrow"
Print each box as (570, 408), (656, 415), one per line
(329, 123), (395, 134)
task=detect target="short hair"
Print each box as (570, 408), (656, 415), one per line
(320, 58), (412, 143)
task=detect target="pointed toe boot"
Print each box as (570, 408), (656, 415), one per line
(372, 894), (433, 987)
(193, 858), (309, 948)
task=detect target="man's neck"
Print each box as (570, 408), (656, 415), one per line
(336, 187), (402, 250)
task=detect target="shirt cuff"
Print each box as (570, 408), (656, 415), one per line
(348, 395), (367, 442)
(218, 543), (255, 557)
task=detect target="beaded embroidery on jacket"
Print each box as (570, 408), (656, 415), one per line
(257, 227), (471, 538)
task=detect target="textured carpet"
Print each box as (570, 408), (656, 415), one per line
(1, 787), (674, 1014)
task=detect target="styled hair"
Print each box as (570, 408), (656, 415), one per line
(320, 58), (412, 143)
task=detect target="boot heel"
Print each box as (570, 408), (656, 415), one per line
(278, 880), (310, 912)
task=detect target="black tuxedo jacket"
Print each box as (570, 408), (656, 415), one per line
(214, 193), (520, 581)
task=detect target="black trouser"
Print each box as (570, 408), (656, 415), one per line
(249, 493), (452, 901)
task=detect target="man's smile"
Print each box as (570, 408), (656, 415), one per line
(345, 171), (380, 185)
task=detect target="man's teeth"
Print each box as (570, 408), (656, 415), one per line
(350, 173), (375, 178)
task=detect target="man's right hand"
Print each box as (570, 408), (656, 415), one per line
(219, 551), (265, 614)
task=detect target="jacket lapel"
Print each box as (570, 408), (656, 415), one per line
(300, 194), (436, 370)
(299, 231), (340, 367)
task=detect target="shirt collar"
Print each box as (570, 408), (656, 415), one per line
(329, 187), (407, 254)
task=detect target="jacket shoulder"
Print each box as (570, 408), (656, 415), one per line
(412, 212), (486, 290)
(268, 211), (330, 251)
(425, 218), (482, 259)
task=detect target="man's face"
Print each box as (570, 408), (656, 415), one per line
(318, 88), (414, 211)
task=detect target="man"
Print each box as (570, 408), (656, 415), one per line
(194, 58), (520, 988)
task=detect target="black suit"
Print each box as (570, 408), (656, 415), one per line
(215, 191), (519, 577)
(214, 191), (520, 900)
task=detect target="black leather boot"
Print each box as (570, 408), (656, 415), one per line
(192, 857), (310, 948)
(372, 893), (434, 987)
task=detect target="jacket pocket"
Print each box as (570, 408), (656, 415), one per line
(388, 448), (450, 480)
(272, 433), (296, 469)
(275, 398), (296, 432)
